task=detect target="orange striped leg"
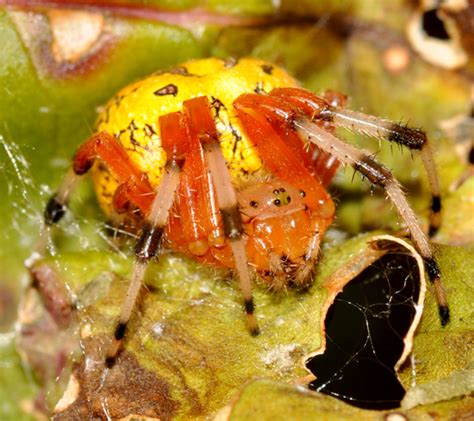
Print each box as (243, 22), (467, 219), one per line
(172, 119), (223, 257)
(235, 90), (449, 326)
(233, 94), (333, 214)
(183, 96), (259, 334)
(36, 131), (154, 259)
(269, 87), (342, 186)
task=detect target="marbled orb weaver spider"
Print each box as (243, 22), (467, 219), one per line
(39, 57), (449, 368)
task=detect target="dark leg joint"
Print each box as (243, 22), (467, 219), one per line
(114, 322), (127, 341)
(135, 224), (164, 261)
(431, 195), (441, 213)
(387, 124), (426, 150)
(72, 157), (93, 176)
(353, 156), (392, 187)
(428, 195), (442, 237)
(244, 298), (255, 315)
(249, 325), (260, 336)
(428, 225), (439, 238)
(105, 355), (117, 369)
(45, 196), (66, 225)
(318, 107), (334, 122)
(244, 298), (259, 336)
(423, 257), (450, 326)
(439, 305), (450, 327)
(423, 257), (440, 282)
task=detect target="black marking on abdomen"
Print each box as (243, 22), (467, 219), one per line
(154, 84), (178, 97)
(261, 64), (274, 75)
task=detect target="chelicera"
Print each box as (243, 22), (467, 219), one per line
(36, 57), (449, 368)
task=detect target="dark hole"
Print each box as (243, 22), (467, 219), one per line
(422, 9), (450, 40)
(307, 252), (420, 410)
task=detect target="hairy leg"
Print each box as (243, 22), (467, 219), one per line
(106, 112), (187, 367)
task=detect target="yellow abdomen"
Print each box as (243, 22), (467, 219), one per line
(92, 57), (299, 216)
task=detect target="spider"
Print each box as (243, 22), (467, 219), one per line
(37, 57), (449, 369)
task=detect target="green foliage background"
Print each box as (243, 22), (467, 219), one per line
(0, 1), (472, 419)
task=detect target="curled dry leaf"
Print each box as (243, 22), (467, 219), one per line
(304, 235), (426, 374)
(215, 242), (474, 418)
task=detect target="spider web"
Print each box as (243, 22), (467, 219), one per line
(0, 134), (42, 254)
(307, 251), (421, 410)
(0, 133), (124, 411)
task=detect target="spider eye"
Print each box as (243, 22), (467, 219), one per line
(273, 189), (280, 195)
(250, 200), (258, 208)
(274, 199), (281, 206)
(287, 195), (291, 203)
(279, 187), (286, 192)
(299, 190), (306, 198)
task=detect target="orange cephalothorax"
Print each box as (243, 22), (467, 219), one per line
(238, 181), (334, 288)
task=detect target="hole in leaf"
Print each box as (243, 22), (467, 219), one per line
(422, 9), (450, 40)
(307, 252), (421, 410)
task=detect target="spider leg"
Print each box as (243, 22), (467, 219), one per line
(43, 169), (81, 227)
(294, 117), (450, 326)
(106, 111), (187, 367)
(37, 128), (182, 366)
(244, 89), (340, 187)
(271, 87), (442, 236)
(37, 131), (154, 257)
(43, 131), (153, 225)
(173, 114), (223, 256)
(183, 96), (259, 335)
(270, 118), (340, 187)
(323, 106), (441, 236)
